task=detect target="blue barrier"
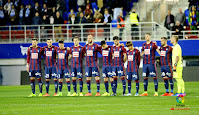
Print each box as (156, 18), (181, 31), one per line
(0, 40), (199, 59)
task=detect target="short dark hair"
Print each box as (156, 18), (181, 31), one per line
(59, 40), (64, 44)
(161, 37), (167, 40)
(113, 36), (119, 40)
(126, 41), (133, 47)
(100, 40), (106, 46)
(73, 36), (79, 40)
(145, 33), (151, 36)
(47, 38), (52, 41)
(32, 38), (38, 41)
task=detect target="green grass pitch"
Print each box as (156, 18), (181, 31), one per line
(0, 82), (199, 114)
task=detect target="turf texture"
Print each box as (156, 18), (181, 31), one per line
(0, 82), (198, 114)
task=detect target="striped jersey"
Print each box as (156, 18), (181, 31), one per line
(126, 48), (141, 72)
(69, 45), (84, 68)
(100, 45), (113, 67)
(43, 45), (57, 67)
(160, 45), (172, 67)
(27, 46), (43, 71)
(56, 47), (69, 70)
(83, 43), (101, 67)
(113, 45), (127, 67)
(141, 41), (158, 64)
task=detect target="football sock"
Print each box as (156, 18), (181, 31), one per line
(59, 82), (63, 92)
(113, 77), (118, 93)
(104, 81), (109, 93)
(121, 77), (126, 94)
(45, 81), (50, 94)
(153, 78), (158, 92)
(111, 81), (115, 93)
(96, 80), (100, 93)
(54, 80), (58, 93)
(79, 78), (83, 93)
(128, 80), (131, 93)
(163, 78), (169, 93)
(72, 80), (77, 93)
(37, 78), (43, 93)
(169, 78), (174, 93)
(30, 80), (35, 94)
(87, 80), (91, 93)
(144, 78), (148, 92)
(135, 80), (139, 93)
(67, 81), (71, 92)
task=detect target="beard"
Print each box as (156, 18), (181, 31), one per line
(89, 40), (92, 44)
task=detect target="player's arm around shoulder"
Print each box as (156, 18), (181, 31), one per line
(153, 41), (161, 55)
(140, 44), (145, 56)
(68, 47), (72, 60)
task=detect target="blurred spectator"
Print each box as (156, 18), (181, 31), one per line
(56, 4), (63, 17)
(41, 15), (49, 38)
(13, 0), (19, 10)
(69, 14), (77, 37)
(24, 5), (33, 25)
(174, 21), (183, 39)
(130, 9), (139, 40)
(102, 9), (111, 40)
(188, 6), (199, 32)
(4, 0), (13, 13)
(49, 7), (56, 18)
(93, 10), (102, 23)
(49, 16), (54, 24)
(19, 5), (25, 26)
(41, 3), (49, 18)
(33, 2), (41, 15)
(32, 12), (42, 25)
(175, 8), (185, 26)
(184, 8), (190, 26)
(56, 0), (65, 11)
(77, 0), (85, 9)
(85, 5), (93, 16)
(77, 12), (87, 24)
(86, 0), (91, 10)
(42, 15), (49, 25)
(0, 0), (3, 7)
(9, 5), (18, 26)
(54, 11), (64, 40)
(84, 5), (93, 23)
(69, 9), (75, 19)
(32, 12), (42, 37)
(77, 7), (83, 19)
(117, 12), (125, 39)
(164, 10), (175, 31)
(0, 6), (5, 26)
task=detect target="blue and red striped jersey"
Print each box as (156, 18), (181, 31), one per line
(113, 45), (127, 67)
(83, 43), (101, 67)
(141, 41), (158, 64)
(100, 45), (113, 67)
(160, 45), (172, 67)
(69, 45), (84, 68)
(27, 46), (43, 71)
(43, 45), (58, 67)
(126, 48), (141, 72)
(56, 47), (69, 70)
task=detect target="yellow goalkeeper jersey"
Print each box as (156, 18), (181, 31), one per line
(172, 44), (183, 67)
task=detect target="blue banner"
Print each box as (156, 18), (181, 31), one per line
(0, 40), (199, 59)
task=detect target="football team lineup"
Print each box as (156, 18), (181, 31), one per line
(26, 33), (185, 97)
